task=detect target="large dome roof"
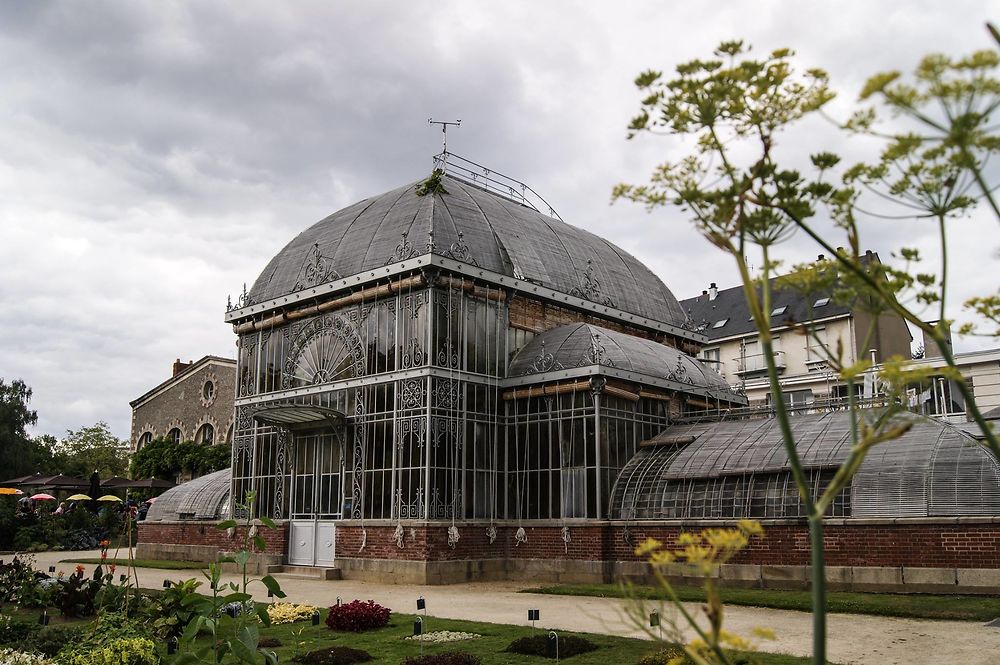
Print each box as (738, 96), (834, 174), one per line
(249, 175), (687, 327)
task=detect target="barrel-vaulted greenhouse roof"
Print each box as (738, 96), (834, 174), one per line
(610, 411), (1000, 520)
(507, 322), (734, 397)
(246, 175), (688, 328)
(144, 468), (231, 522)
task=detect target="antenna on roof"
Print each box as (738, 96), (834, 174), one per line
(428, 118), (461, 154)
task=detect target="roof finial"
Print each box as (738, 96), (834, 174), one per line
(428, 118), (461, 155)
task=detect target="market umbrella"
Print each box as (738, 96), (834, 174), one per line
(37, 475), (90, 490)
(97, 495), (122, 502)
(0, 488), (23, 495)
(67, 494), (92, 501)
(118, 477), (175, 489)
(29, 493), (56, 501)
(100, 476), (130, 487)
(20, 474), (56, 487)
(0, 475), (34, 485)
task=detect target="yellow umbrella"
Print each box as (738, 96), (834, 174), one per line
(97, 495), (122, 502)
(0, 488), (23, 495)
(67, 494), (92, 501)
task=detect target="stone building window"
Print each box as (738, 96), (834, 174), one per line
(137, 431), (153, 450)
(167, 427), (182, 444)
(203, 380), (215, 402)
(197, 423), (215, 445)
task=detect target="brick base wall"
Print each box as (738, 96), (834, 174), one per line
(332, 520), (1000, 569)
(139, 519), (1000, 569)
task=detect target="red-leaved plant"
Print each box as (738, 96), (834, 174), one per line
(325, 599), (391, 632)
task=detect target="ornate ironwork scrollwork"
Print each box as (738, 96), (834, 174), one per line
(579, 332), (615, 368)
(294, 243), (341, 292)
(521, 341), (564, 375)
(385, 231), (418, 265)
(440, 231), (478, 266)
(401, 339), (425, 369)
(400, 378), (426, 410)
(570, 259), (616, 308)
(227, 283), (253, 312)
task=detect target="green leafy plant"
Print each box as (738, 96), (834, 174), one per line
(291, 645), (373, 665)
(175, 490), (285, 665)
(505, 634), (598, 658)
(147, 578), (202, 639)
(616, 32), (1000, 665)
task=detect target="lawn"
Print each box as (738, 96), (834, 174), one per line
(58, 557), (208, 570)
(164, 612), (816, 665)
(523, 583), (1000, 622)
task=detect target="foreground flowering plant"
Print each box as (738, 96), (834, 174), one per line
(628, 520), (775, 665)
(265, 603), (318, 625)
(0, 648), (56, 665)
(325, 600), (390, 633)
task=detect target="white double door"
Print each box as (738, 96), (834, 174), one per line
(288, 520), (336, 567)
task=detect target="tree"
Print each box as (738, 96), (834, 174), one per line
(615, 35), (998, 664)
(54, 422), (130, 478)
(0, 378), (41, 478)
(130, 437), (231, 481)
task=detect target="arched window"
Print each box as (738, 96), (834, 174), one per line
(167, 427), (182, 444)
(137, 431), (153, 450)
(226, 424), (234, 444)
(197, 424), (215, 445)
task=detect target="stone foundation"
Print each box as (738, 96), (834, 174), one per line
(138, 517), (1000, 593)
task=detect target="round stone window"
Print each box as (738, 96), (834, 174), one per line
(203, 380), (215, 403)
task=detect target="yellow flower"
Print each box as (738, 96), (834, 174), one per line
(634, 538), (662, 557)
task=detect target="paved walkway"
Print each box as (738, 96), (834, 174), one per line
(28, 550), (1000, 664)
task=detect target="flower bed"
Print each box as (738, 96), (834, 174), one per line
(404, 631), (482, 644)
(325, 600), (390, 633)
(266, 602), (318, 625)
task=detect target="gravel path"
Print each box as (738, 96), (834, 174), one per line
(28, 550), (1000, 664)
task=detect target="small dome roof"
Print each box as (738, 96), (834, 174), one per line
(508, 322), (731, 393)
(145, 469), (231, 522)
(249, 175), (687, 327)
(610, 411), (1000, 520)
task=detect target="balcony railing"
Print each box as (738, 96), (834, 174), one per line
(734, 351), (786, 376)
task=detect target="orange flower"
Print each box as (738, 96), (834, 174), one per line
(74, 564), (85, 575)
(109, 564), (116, 574)
(99, 539), (110, 548)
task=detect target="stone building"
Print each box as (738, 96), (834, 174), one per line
(139, 157), (1000, 591)
(680, 255), (913, 409)
(129, 356), (237, 452)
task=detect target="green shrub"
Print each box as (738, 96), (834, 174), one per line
(61, 637), (158, 665)
(53, 572), (100, 617)
(0, 555), (51, 607)
(144, 578), (202, 639)
(505, 634), (598, 659)
(0, 614), (40, 645)
(28, 625), (85, 657)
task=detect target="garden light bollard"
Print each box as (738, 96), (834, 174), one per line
(547, 631), (559, 662)
(650, 610), (662, 641)
(336, 596), (341, 607)
(311, 610), (320, 626)
(162, 579), (171, 588)
(38, 611), (49, 626)
(167, 638), (178, 655)
(413, 616), (424, 657)
(119, 573), (127, 582)
(417, 595), (426, 614)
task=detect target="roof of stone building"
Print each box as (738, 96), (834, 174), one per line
(678, 252), (888, 341)
(248, 175), (687, 327)
(610, 410), (1000, 519)
(508, 322), (732, 393)
(130, 355), (236, 408)
(144, 468), (231, 522)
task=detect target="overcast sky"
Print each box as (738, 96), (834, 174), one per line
(1, 1), (997, 440)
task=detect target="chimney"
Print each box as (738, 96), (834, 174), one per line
(922, 321), (953, 359)
(817, 254), (825, 261)
(708, 283), (718, 301)
(172, 358), (193, 377)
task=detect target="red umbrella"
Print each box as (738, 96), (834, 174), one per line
(29, 493), (56, 501)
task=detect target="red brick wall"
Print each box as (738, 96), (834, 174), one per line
(140, 520), (1000, 569)
(335, 522), (1000, 569)
(139, 521), (287, 554)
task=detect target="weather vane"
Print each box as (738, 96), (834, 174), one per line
(428, 118), (461, 154)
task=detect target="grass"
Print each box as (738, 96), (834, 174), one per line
(58, 557), (208, 570)
(163, 613), (816, 665)
(523, 583), (1000, 622)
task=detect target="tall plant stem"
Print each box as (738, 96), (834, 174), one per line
(808, 515), (827, 664)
